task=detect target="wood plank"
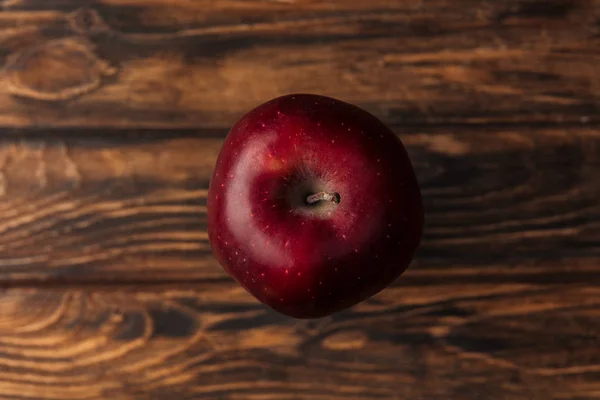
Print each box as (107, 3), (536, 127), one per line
(0, 0), (599, 129)
(0, 127), (598, 284)
(0, 282), (598, 399)
(0, 134), (217, 283)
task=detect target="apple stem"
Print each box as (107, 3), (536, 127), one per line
(306, 191), (341, 205)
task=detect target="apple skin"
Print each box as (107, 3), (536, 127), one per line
(207, 94), (423, 319)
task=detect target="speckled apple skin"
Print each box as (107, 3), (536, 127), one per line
(207, 94), (424, 319)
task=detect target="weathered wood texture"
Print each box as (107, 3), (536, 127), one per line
(0, 0), (599, 399)
(0, 0), (599, 129)
(0, 129), (598, 284)
(0, 283), (598, 400)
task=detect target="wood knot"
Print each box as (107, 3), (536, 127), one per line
(67, 8), (111, 35)
(3, 38), (117, 102)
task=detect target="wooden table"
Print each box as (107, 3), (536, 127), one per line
(0, 1), (599, 399)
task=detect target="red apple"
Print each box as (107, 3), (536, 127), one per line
(207, 94), (423, 318)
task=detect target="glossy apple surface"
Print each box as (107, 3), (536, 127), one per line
(207, 94), (423, 318)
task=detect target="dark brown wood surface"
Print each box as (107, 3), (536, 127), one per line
(0, 0), (599, 399)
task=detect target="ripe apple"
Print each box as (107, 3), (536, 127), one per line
(207, 94), (423, 318)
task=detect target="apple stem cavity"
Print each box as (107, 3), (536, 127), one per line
(306, 191), (341, 205)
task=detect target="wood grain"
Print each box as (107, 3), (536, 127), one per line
(0, 283), (598, 400)
(0, 0), (599, 129)
(0, 128), (597, 284)
(0, 1), (599, 399)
